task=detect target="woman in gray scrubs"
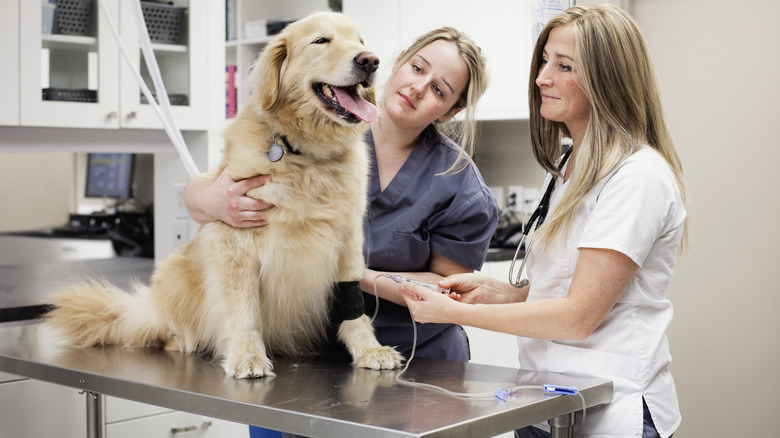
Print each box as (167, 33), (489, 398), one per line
(184, 27), (498, 363)
(361, 124), (497, 361)
(358, 26), (498, 362)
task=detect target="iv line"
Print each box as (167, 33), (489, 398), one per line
(371, 273), (588, 425)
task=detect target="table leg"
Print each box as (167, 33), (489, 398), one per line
(84, 391), (105, 438)
(548, 412), (576, 438)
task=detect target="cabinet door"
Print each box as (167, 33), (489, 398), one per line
(344, 0), (532, 120)
(398, 0), (463, 46)
(342, 1), (401, 95)
(119, 0), (209, 130)
(106, 395), (172, 423)
(0, 379), (87, 437)
(469, 260), (520, 368)
(458, 0), (532, 120)
(0, 0), (19, 126)
(20, 0), (121, 128)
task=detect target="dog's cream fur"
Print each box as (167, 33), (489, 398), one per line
(45, 12), (403, 378)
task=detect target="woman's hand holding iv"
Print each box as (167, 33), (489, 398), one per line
(439, 273), (527, 305)
(399, 281), (461, 324)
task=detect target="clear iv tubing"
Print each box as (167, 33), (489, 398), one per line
(97, 0), (199, 178)
(372, 275), (537, 399)
(371, 273), (588, 428)
(373, 274), (495, 399)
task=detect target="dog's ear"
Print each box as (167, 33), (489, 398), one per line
(253, 35), (288, 111)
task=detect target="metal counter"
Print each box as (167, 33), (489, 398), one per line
(0, 322), (611, 438)
(0, 257), (155, 323)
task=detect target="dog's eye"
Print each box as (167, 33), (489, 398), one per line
(312, 37), (330, 44)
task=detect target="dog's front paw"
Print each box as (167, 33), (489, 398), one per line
(223, 352), (275, 378)
(353, 346), (404, 370)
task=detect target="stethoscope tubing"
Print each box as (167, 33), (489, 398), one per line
(507, 147), (572, 288)
(508, 232), (531, 287)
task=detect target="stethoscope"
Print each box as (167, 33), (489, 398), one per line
(508, 147), (572, 287)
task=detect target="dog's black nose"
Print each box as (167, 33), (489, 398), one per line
(355, 52), (379, 74)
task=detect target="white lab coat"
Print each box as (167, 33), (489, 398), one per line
(521, 146), (684, 437)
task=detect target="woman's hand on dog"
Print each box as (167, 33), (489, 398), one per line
(185, 168), (274, 227)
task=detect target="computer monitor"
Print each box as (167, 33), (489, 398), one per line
(84, 153), (135, 199)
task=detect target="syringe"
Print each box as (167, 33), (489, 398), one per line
(383, 274), (451, 294)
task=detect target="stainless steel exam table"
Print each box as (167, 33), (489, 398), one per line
(0, 259), (611, 437)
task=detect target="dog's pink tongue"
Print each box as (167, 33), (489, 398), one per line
(334, 87), (378, 123)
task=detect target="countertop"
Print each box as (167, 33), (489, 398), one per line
(486, 246), (520, 262)
(0, 248), (521, 323)
(0, 257), (154, 323)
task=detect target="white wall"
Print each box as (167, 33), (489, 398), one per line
(153, 131), (209, 261)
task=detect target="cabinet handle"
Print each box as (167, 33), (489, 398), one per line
(171, 420), (212, 434)
(126, 111), (137, 119)
(106, 111), (117, 119)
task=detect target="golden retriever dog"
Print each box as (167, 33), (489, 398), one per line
(44, 12), (403, 378)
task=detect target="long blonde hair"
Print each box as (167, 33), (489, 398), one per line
(388, 27), (489, 174)
(529, 4), (689, 253)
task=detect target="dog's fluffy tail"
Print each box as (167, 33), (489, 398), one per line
(44, 280), (167, 349)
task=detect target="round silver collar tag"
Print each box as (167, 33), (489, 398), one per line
(267, 143), (284, 162)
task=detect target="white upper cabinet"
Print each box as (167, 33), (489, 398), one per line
(20, 0), (120, 128)
(344, 0), (533, 120)
(118, 0), (208, 130)
(18, 0), (209, 130)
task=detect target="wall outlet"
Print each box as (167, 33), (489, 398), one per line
(507, 185), (524, 212)
(521, 187), (540, 214)
(172, 220), (190, 247)
(488, 186), (505, 210)
(173, 183), (189, 219)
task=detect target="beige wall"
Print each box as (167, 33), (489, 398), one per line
(634, 0), (779, 435)
(0, 153), (73, 232)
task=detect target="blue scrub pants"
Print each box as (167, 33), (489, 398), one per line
(249, 427), (282, 438)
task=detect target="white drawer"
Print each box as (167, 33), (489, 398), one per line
(0, 371), (23, 383)
(107, 411), (248, 438)
(106, 396), (172, 423)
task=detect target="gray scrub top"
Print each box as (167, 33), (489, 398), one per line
(362, 126), (499, 360)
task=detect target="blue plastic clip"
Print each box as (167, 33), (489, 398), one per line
(543, 384), (578, 396)
(495, 387), (507, 401)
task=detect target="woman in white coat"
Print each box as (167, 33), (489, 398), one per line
(399, 5), (688, 437)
